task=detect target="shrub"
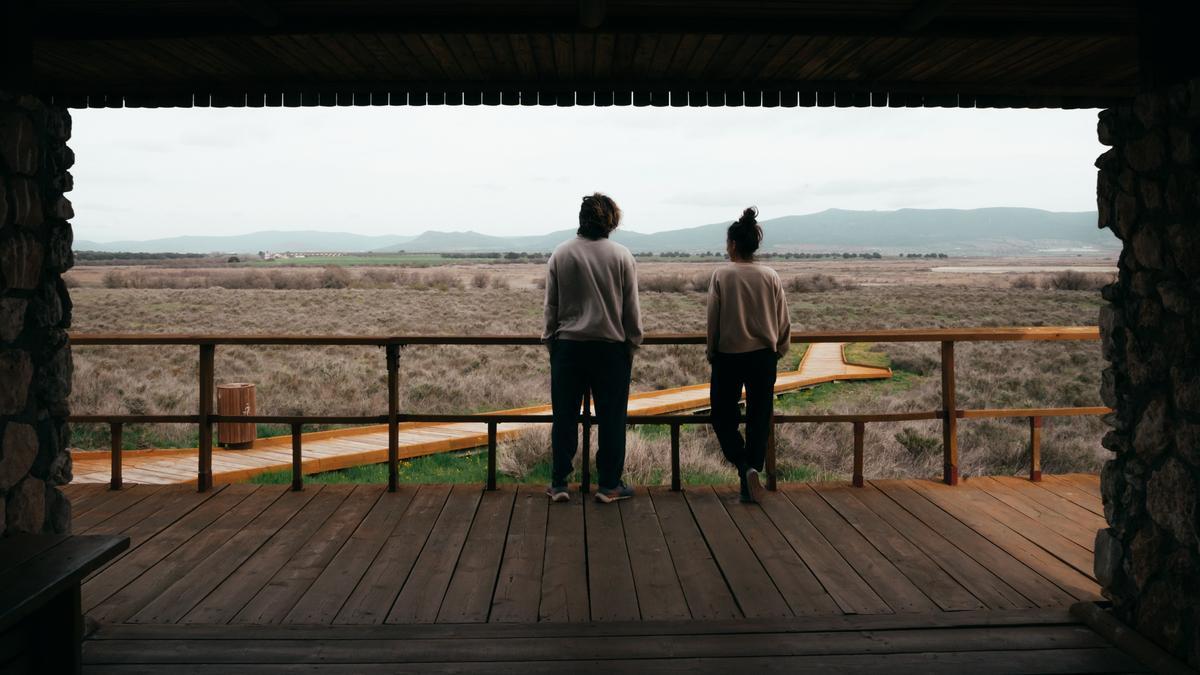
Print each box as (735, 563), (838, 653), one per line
(1045, 270), (1112, 291)
(894, 427), (941, 458)
(102, 270), (126, 288)
(471, 272), (491, 289)
(786, 274), (858, 293)
(640, 274), (690, 293)
(690, 272), (712, 293)
(1009, 274), (1039, 289)
(318, 266), (352, 289)
(490, 276), (511, 290)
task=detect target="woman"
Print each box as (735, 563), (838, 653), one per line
(707, 207), (791, 503)
(543, 193), (643, 503)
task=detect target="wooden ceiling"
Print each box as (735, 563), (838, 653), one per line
(22, 0), (1140, 109)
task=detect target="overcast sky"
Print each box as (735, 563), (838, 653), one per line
(69, 106), (1103, 242)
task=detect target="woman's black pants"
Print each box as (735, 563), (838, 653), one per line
(550, 339), (632, 490)
(710, 349), (778, 474)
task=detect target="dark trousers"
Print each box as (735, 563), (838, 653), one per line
(550, 339), (632, 489)
(710, 349), (778, 474)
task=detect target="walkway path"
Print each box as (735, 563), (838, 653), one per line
(71, 342), (891, 485)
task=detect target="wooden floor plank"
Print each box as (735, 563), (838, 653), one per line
(584, 494), (641, 621)
(857, 482), (1035, 610)
(489, 486), (549, 623)
(717, 487), (840, 617)
(813, 483), (984, 612)
(929, 479), (1096, 577)
(128, 487), (321, 623)
(73, 485), (163, 533)
(233, 486), (384, 624)
(970, 477), (1099, 551)
(784, 485), (939, 613)
(539, 492), (589, 622)
(82, 484), (252, 614)
(333, 485), (451, 625)
(905, 480), (1101, 600)
(872, 480), (1077, 607)
(78, 648), (1146, 675)
(79, 625), (1117, 664)
(183, 485), (352, 624)
(1059, 472), (1102, 498)
(284, 486), (418, 624)
(684, 486), (791, 618)
(619, 487), (690, 621)
(437, 485), (518, 623)
(1039, 475), (1106, 517)
(647, 487), (741, 620)
(386, 485), (483, 624)
(757, 485), (891, 615)
(990, 476), (1107, 532)
(89, 486), (285, 623)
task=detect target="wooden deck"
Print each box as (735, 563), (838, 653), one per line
(70, 342), (890, 485)
(65, 473), (1106, 630)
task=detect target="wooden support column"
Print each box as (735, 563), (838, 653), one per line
(109, 423), (123, 491)
(386, 344), (400, 493)
(486, 421), (498, 491)
(940, 341), (959, 485)
(669, 422), (681, 492)
(581, 389), (592, 494)
(852, 421), (865, 487)
(291, 423), (303, 491)
(1029, 416), (1043, 481)
(197, 344), (215, 492)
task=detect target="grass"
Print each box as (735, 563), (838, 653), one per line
(68, 257), (1111, 482)
(247, 255), (501, 267)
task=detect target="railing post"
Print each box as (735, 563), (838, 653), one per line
(1029, 416), (1043, 482)
(291, 423), (303, 491)
(766, 415), (777, 491)
(669, 422), (681, 492)
(109, 422), (123, 491)
(581, 388), (592, 495)
(852, 421), (865, 487)
(940, 340), (959, 485)
(487, 421), (498, 491)
(386, 343), (400, 493)
(197, 343), (215, 492)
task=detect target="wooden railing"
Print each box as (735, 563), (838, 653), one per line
(68, 326), (1105, 492)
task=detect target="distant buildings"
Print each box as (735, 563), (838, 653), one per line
(259, 251), (345, 260)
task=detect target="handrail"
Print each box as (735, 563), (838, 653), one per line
(67, 326), (1105, 493)
(69, 326), (1098, 346)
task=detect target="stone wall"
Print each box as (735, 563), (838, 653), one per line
(0, 91), (74, 535)
(1095, 78), (1200, 667)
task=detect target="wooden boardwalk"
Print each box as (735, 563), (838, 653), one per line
(65, 473), (1106, 631)
(70, 342), (890, 485)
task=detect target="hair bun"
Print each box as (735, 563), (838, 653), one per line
(737, 206), (758, 227)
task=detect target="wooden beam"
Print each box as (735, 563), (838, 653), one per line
(230, 0), (281, 29)
(901, 0), (956, 33)
(32, 17), (1135, 42)
(2, 0), (34, 89)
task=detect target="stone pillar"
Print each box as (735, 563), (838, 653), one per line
(1095, 78), (1200, 667)
(0, 91), (74, 535)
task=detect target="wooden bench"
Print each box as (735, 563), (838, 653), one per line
(0, 534), (128, 675)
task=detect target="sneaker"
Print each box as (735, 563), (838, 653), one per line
(546, 484), (570, 503)
(594, 482), (634, 504)
(745, 468), (767, 503)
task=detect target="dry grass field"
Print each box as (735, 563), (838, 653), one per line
(67, 256), (1114, 485)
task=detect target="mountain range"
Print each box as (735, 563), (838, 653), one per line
(75, 207), (1117, 256)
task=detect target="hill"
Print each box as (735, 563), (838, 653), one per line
(75, 208), (1115, 256)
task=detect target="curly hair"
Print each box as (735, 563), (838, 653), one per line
(578, 193), (622, 240)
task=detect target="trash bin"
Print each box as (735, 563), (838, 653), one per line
(217, 382), (256, 449)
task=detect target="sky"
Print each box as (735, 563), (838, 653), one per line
(69, 105), (1104, 242)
